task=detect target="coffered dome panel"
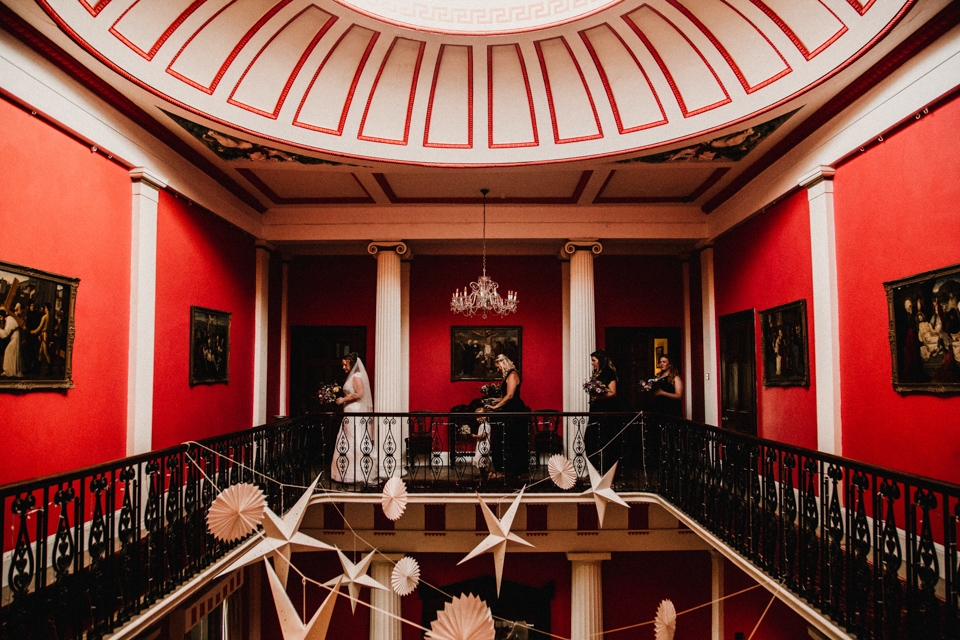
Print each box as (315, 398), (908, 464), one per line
(37, 0), (922, 167)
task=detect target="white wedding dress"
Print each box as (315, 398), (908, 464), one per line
(331, 358), (377, 485)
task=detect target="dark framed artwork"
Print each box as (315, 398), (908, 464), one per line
(0, 261), (79, 391)
(190, 306), (231, 385)
(759, 299), (809, 387)
(884, 262), (960, 393)
(451, 326), (521, 381)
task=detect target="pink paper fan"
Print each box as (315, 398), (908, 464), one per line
(426, 593), (495, 640)
(654, 599), (676, 640)
(391, 556), (420, 596)
(548, 454), (576, 490)
(382, 476), (409, 521)
(207, 483), (266, 542)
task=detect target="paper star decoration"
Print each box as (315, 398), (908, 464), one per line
(219, 475), (335, 587)
(324, 548), (389, 613)
(457, 488), (534, 595)
(580, 458), (629, 528)
(265, 558), (341, 640)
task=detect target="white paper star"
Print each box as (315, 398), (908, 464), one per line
(457, 488), (534, 595)
(265, 558), (341, 640)
(324, 548), (389, 613)
(580, 458), (629, 527)
(219, 475), (335, 587)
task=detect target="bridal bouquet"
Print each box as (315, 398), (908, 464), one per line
(480, 382), (500, 398)
(318, 383), (341, 404)
(583, 378), (607, 396)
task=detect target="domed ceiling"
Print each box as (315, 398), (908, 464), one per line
(9, 0), (950, 229)
(34, 0), (919, 166)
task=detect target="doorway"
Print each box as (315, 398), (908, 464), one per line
(289, 326), (366, 416)
(719, 310), (757, 435)
(605, 326), (682, 412)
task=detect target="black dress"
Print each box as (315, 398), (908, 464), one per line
(648, 376), (682, 417)
(587, 368), (625, 474)
(491, 370), (530, 478)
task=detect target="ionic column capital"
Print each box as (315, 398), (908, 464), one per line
(563, 240), (603, 257)
(367, 241), (408, 256)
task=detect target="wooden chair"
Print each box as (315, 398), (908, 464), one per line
(405, 411), (438, 484)
(530, 409), (563, 478)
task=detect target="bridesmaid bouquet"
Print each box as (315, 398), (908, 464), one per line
(480, 382), (500, 398)
(318, 383), (341, 404)
(583, 379), (607, 395)
(640, 378), (658, 392)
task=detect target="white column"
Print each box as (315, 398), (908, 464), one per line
(400, 258), (411, 413)
(127, 168), (166, 456)
(682, 259), (693, 420)
(711, 551), (725, 640)
(369, 242), (407, 478)
(701, 247), (719, 426)
(370, 555), (403, 640)
(567, 552), (609, 640)
(562, 260), (571, 413)
(801, 166), (842, 456)
(278, 260), (290, 417)
(563, 241), (602, 458)
(253, 245), (270, 425)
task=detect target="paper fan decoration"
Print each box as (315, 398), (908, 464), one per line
(391, 556), (421, 596)
(548, 454), (576, 490)
(654, 599), (677, 640)
(426, 593), (495, 640)
(207, 482), (267, 542)
(381, 476), (409, 521)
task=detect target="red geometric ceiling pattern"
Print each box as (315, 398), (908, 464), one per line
(40, 0), (915, 166)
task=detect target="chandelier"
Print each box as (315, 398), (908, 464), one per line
(451, 188), (518, 318)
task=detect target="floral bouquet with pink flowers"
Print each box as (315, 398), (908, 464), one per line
(583, 378), (607, 396)
(480, 382), (500, 398)
(318, 383), (342, 404)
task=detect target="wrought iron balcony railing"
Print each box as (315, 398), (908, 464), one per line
(1, 412), (958, 639)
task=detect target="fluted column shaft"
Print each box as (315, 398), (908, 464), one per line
(253, 245), (270, 425)
(567, 552), (609, 640)
(564, 241), (601, 456)
(369, 242), (407, 478)
(369, 556), (402, 640)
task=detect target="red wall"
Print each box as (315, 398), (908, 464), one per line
(594, 255), (686, 335)
(723, 559), (814, 639)
(834, 91), (960, 482)
(0, 98), (131, 484)
(151, 192), (256, 449)
(409, 255), (564, 412)
(286, 255), (378, 386)
(714, 190), (818, 448)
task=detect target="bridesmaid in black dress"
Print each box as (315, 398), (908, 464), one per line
(485, 354), (530, 480)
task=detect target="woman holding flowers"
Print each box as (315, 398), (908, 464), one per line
(586, 349), (625, 474)
(485, 354), (530, 481)
(332, 352), (377, 486)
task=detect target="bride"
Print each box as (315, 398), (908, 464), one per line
(333, 352), (377, 485)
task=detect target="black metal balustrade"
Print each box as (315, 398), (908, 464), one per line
(2, 411), (958, 639)
(0, 416), (321, 640)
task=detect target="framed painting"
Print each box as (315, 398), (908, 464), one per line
(190, 306), (231, 385)
(451, 326), (521, 381)
(884, 262), (960, 393)
(0, 261), (79, 391)
(759, 299), (809, 387)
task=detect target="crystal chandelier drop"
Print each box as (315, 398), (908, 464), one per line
(451, 189), (518, 319)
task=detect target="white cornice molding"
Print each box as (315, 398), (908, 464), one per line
(129, 167), (168, 191)
(798, 166), (837, 189)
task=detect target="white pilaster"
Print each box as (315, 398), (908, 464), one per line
(400, 258), (411, 413)
(562, 260), (571, 413)
(563, 241), (601, 457)
(701, 247), (719, 426)
(252, 245), (270, 426)
(711, 551), (724, 640)
(370, 555), (403, 640)
(682, 259), (693, 420)
(567, 552), (609, 640)
(801, 166), (842, 456)
(279, 260), (290, 417)
(127, 168), (166, 456)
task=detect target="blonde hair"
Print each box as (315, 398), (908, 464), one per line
(495, 354), (516, 376)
